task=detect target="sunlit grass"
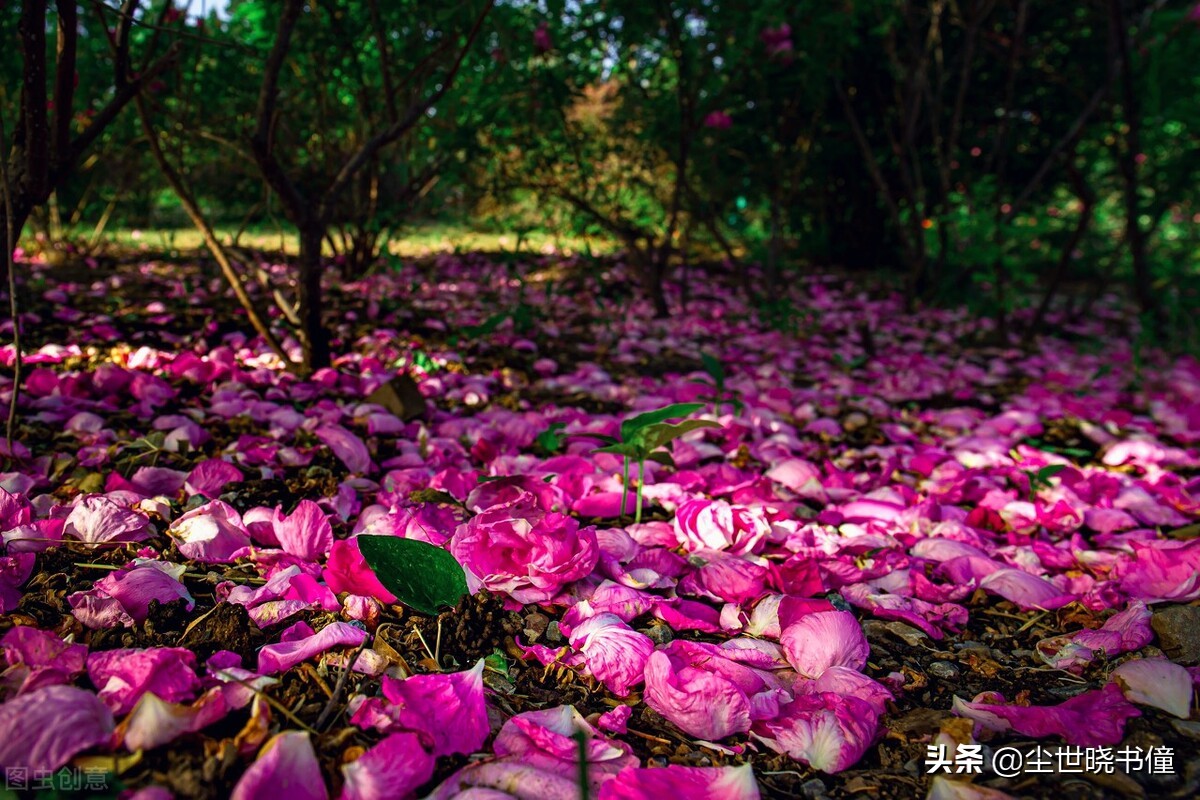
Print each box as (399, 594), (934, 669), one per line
(36, 221), (616, 260)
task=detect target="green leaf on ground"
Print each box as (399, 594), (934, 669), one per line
(358, 535), (469, 615)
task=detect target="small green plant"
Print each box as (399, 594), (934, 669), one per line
(691, 352), (743, 416)
(590, 402), (721, 524)
(358, 536), (469, 615)
(535, 422), (568, 454)
(1024, 463), (1067, 501)
(574, 726), (591, 800)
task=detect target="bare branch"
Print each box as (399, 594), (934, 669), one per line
(319, 0), (495, 222)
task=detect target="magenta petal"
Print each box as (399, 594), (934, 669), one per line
(1, 625), (88, 694)
(799, 666), (894, 715)
(0, 685), (114, 772)
(64, 495), (153, 543)
(88, 647), (201, 715)
(185, 459), (244, 498)
(952, 683), (1140, 746)
(1037, 601), (1153, 671)
(70, 560), (194, 628)
(597, 705), (632, 734)
(780, 610), (869, 678)
(493, 706), (637, 786)
(643, 649), (752, 740)
(315, 424), (373, 474)
(1115, 540), (1200, 602)
(977, 569), (1073, 610)
(324, 538), (398, 603)
(425, 762), (581, 800)
(169, 501), (252, 563)
(0, 553), (36, 613)
(372, 660), (490, 758)
(1112, 657), (1194, 718)
(568, 613), (654, 697)
(340, 732), (435, 800)
(755, 692), (880, 773)
(598, 764), (760, 800)
(275, 500), (334, 561)
(119, 688), (237, 751)
(257, 622), (368, 675)
(232, 731), (329, 800)
(677, 549), (770, 605)
(927, 776), (1019, 800)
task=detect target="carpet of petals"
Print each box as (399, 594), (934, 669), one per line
(1, 251), (1198, 800)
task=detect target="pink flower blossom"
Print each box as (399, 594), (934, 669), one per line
(494, 706), (638, 784)
(184, 459), (243, 497)
(643, 640), (785, 740)
(341, 732), (435, 800)
(324, 537), (398, 603)
(780, 610), (869, 678)
(168, 500), (252, 562)
(69, 559), (194, 628)
(64, 494), (153, 543)
(1, 625), (88, 695)
(703, 111), (732, 130)
(449, 493), (599, 603)
(349, 661), (489, 759)
(673, 499), (771, 555)
(533, 22), (553, 53)
(257, 621), (368, 674)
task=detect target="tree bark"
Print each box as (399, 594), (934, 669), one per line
(1109, 0), (1156, 321)
(297, 227), (329, 372)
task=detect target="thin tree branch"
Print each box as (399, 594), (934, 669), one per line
(319, 0), (495, 221)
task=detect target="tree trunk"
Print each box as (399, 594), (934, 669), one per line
(297, 227), (330, 372)
(1110, 0), (1156, 322)
(0, 196), (33, 285)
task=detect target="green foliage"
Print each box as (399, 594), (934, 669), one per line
(535, 422), (568, 455)
(690, 352), (742, 416)
(591, 402), (721, 523)
(1025, 464), (1067, 501)
(357, 535), (469, 615)
(6, 0), (1200, 330)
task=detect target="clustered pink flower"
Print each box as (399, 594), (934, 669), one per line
(703, 110), (733, 129)
(449, 491), (599, 603)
